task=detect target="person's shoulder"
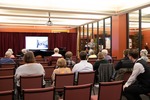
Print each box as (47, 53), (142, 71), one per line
(16, 64), (26, 70)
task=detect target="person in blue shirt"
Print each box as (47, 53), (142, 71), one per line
(0, 51), (15, 64)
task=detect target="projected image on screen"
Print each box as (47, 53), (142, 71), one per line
(26, 36), (48, 50)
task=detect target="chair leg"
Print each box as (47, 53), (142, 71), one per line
(92, 86), (95, 95)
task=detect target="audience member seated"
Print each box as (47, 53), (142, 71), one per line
(15, 51), (45, 88)
(0, 51), (15, 64)
(111, 49), (134, 81)
(51, 58), (72, 99)
(72, 51), (93, 80)
(140, 49), (149, 62)
(7, 48), (15, 58)
(51, 48), (62, 57)
(101, 49), (112, 62)
(65, 51), (75, 68)
(51, 58), (72, 86)
(21, 48), (28, 57)
(123, 49), (150, 100)
(88, 49), (97, 59)
(93, 52), (109, 83)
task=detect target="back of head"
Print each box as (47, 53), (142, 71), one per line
(89, 49), (95, 55)
(98, 52), (104, 60)
(123, 49), (129, 57)
(65, 51), (73, 58)
(7, 48), (13, 54)
(57, 58), (66, 68)
(54, 48), (59, 53)
(128, 49), (139, 59)
(79, 51), (87, 60)
(101, 49), (108, 55)
(23, 51), (35, 63)
(22, 49), (28, 54)
(5, 51), (12, 58)
(140, 49), (148, 56)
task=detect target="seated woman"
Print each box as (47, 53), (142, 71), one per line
(140, 49), (149, 62)
(51, 58), (71, 99)
(101, 49), (112, 62)
(7, 48), (15, 58)
(51, 58), (72, 85)
(15, 51), (45, 88)
(93, 52), (109, 83)
(0, 51), (15, 64)
(88, 49), (97, 59)
(65, 51), (75, 68)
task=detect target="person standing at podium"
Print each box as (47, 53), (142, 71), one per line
(88, 39), (95, 50)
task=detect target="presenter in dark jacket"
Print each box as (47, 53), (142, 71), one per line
(123, 49), (150, 100)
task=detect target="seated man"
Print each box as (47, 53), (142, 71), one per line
(123, 49), (150, 100)
(0, 51), (15, 64)
(72, 51), (93, 80)
(112, 49), (134, 81)
(51, 48), (62, 57)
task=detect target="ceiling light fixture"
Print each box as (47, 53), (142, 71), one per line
(46, 12), (53, 26)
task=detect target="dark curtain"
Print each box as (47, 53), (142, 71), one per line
(0, 32), (77, 57)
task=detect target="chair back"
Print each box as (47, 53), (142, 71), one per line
(35, 55), (44, 62)
(51, 56), (62, 66)
(88, 58), (97, 65)
(20, 75), (43, 89)
(113, 59), (121, 66)
(0, 90), (14, 100)
(98, 63), (114, 82)
(40, 62), (49, 66)
(55, 73), (75, 91)
(77, 71), (95, 85)
(0, 68), (15, 76)
(0, 63), (16, 68)
(112, 56), (117, 63)
(72, 56), (80, 63)
(123, 71), (132, 83)
(43, 66), (55, 81)
(63, 83), (92, 100)
(0, 76), (14, 91)
(23, 87), (54, 100)
(48, 56), (62, 66)
(98, 81), (123, 100)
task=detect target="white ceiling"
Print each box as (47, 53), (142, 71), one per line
(0, 0), (150, 30)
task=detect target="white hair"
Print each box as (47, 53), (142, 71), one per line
(102, 49), (108, 55)
(22, 49), (28, 54)
(7, 48), (13, 54)
(5, 51), (12, 57)
(54, 48), (59, 53)
(140, 49), (148, 56)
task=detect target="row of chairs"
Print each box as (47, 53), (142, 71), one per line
(0, 71), (95, 97)
(0, 80), (124, 100)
